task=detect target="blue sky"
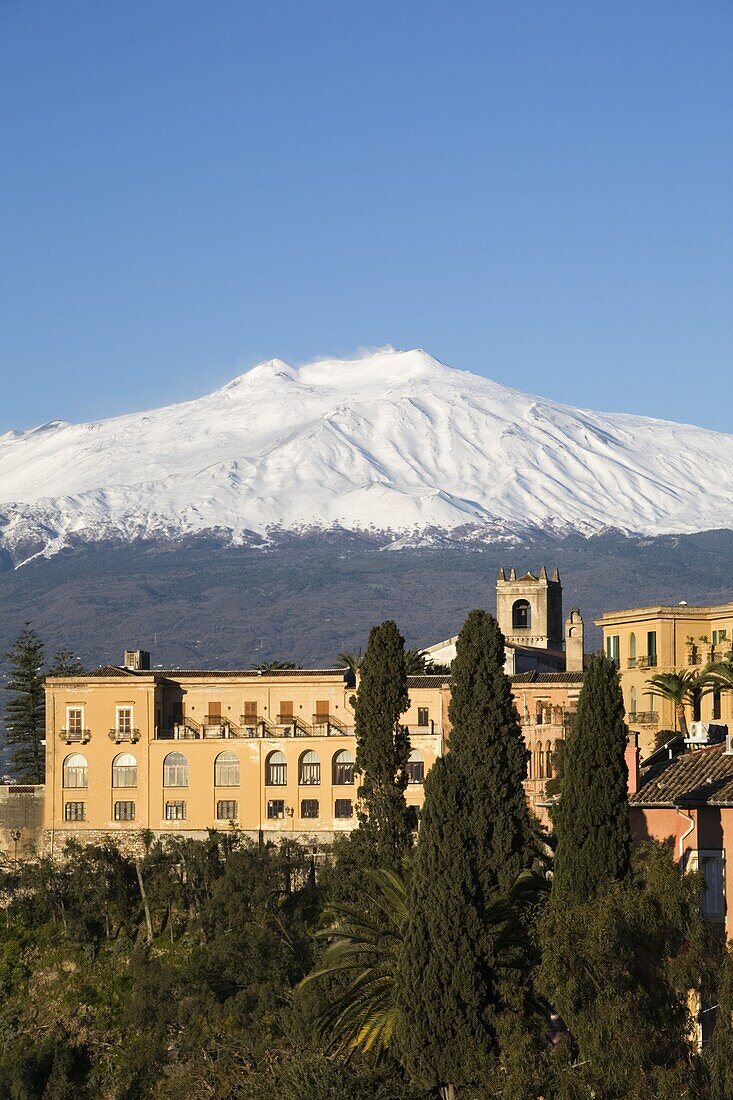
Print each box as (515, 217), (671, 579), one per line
(1, 1), (732, 433)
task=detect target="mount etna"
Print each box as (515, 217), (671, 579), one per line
(1, 349), (732, 669)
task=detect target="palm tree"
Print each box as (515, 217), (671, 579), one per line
(702, 658), (733, 692)
(645, 670), (700, 735)
(297, 868), (407, 1059)
(336, 650), (364, 676)
(298, 866), (550, 1062)
(250, 660), (303, 672)
(404, 647), (430, 674)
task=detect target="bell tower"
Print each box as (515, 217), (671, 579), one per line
(496, 566), (563, 651)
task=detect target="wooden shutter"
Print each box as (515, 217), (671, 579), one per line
(315, 700), (329, 720)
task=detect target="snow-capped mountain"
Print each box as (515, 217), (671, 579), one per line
(2, 348), (732, 564)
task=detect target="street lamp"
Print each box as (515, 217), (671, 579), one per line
(9, 830), (21, 864)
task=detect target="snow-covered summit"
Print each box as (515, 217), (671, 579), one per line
(1, 347), (732, 562)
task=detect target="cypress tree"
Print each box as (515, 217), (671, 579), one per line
(551, 652), (631, 904)
(4, 627), (46, 783)
(353, 619), (412, 868)
(396, 610), (536, 1093)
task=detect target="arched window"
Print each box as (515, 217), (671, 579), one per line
(406, 749), (425, 785)
(512, 600), (531, 629)
(112, 752), (137, 788)
(163, 752), (188, 788)
(629, 633), (636, 667)
(265, 750), (287, 786)
(63, 753), (88, 789)
(545, 741), (552, 779)
(630, 686), (637, 719)
(215, 750), (239, 787)
(537, 740), (544, 780)
(332, 749), (355, 785)
(299, 750), (321, 786)
(527, 744), (533, 779)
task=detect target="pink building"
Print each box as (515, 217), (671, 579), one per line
(628, 738), (733, 934)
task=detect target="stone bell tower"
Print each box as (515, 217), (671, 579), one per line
(496, 566), (564, 651)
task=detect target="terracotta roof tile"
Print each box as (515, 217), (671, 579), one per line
(631, 743), (733, 806)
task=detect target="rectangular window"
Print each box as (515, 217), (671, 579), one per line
(117, 707), (133, 734)
(406, 760), (425, 785)
(315, 700), (329, 721)
(647, 631), (657, 667)
(605, 635), (620, 666)
(267, 799), (285, 820)
(335, 798), (353, 819)
(114, 801), (135, 821)
(216, 800), (237, 821)
(300, 799), (319, 819)
(688, 850), (725, 920)
(67, 707), (83, 734)
(278, 701), (294, 724)
(64, 801), (85, 822)
(417, 707), (429, 727)
(712, 689), (722, 721)
(165, 800), (186, 821)
(243, 700), (257, 720)
(206, 701), (222, 724)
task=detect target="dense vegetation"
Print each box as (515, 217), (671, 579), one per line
(2, 608), (733, 1097)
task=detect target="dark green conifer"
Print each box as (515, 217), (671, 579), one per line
(4, 627), (46, 783)
(396, 610), (537, 1093)
(47, 649), (84, 677)
(353, 620), (412, 868)
(551, 652), (631, 904)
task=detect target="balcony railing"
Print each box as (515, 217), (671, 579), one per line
(628, 711), (659, 725)
(108, 727), (140, 743)
(59, 728), (91, 744)
(311, 714), (351, 735)
(634, 656), (657, 670)
(407, 721), (441, 736)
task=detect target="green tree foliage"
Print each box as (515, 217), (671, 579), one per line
(47, 649), (84, 676)
(646, 669), (700, 736)
(353, 620), (412, 868)
(4, 626), (46, 783)
(298, 868), (408, 1059)
(702, 946), (733, 1100)
(396, 609), (540, 1094)
(552, 652), (631, 905)
(539, 843), (708, 1100)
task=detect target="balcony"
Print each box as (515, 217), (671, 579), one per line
(628, 711), (659, 725)
(108, 727), (140, 743)
(311, 714), (350, 736)
(634, 656), (658, 671)
(59, 728), (91, 744)
(408, 722), (441, 736)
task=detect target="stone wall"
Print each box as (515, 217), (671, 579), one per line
(0, 785), (44, 859)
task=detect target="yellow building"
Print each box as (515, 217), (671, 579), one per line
(43, 566), (586, 849)
(596, 601), (733, 755)
(44, 661), (445, 851)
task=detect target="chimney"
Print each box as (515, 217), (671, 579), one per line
(625, 732), (640, 796)
(124, 649), (151, 671)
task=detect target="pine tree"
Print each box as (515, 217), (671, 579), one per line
(4, 627), (46, 783)
(551, 652), (631, 904)
(396, 610), (538, 1094)
(353, 620), (412, 869)
(47, 649), (84, 677)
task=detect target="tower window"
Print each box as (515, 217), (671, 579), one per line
(512, 600), (531, 630)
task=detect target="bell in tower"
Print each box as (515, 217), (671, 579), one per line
(495, 566), (563, 651)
